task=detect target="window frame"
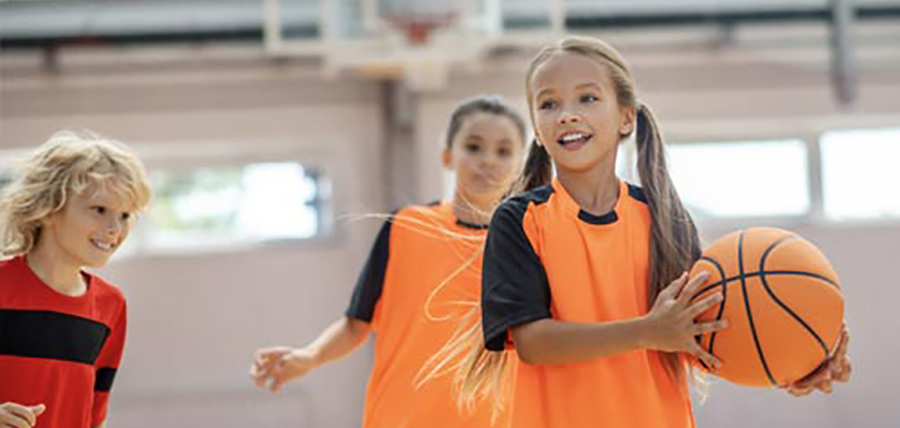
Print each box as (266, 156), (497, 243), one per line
(123, 143), (344, 258)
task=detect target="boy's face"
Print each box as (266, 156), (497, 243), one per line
(41, 184), (135, 269)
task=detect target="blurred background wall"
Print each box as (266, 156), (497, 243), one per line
(2, 1), (898, 427)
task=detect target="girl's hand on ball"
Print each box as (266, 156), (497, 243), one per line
(645, 271), (728, 369)
(785, 324), (851, 396)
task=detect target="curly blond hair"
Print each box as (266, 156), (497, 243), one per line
(0, 130), (152, 257)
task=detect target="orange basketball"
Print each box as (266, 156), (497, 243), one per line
(689, 228), (844, 387)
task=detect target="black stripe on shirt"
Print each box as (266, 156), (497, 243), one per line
(0, 309), (111, 365)
(482, 191), (553, 351)
(95, 367), (118, 392)
(345, 220), (393, 322)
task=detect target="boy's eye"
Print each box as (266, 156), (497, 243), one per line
(93, 206), (107, 215)
(498, 148), (511, 157)
(465, 143), (481, 153)
(539, 100), (557, 110)
(581, 94), (599, 103)
(121, 212), (132, 221)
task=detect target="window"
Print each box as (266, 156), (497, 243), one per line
(145, 161), (330, 251)
(821, 127), (900, 221)
(667, 140), (810, 218)
(0, 172), (11, 191)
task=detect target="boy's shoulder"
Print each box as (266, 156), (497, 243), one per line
(87, 274), (127, 310)
(0, 256), (27, 282)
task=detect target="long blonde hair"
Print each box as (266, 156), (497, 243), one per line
(0, 130), (152, 257)
(419, 36), (702, 420)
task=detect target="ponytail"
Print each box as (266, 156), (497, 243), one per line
(512, 139), (552, 194)
(636, 104), (702, 381)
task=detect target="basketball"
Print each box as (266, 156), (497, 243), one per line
(690, 228), (844, 387)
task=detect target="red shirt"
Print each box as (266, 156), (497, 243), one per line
(0, 256), (127, 428)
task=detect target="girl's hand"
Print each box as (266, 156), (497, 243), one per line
(644, 271), (728, 369)
(785, 324), (851, 396)
(0, 403), (45, 428)
(250, 346), (317, 392)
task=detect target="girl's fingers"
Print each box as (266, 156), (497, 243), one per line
(255, 351), (285, 373)
(788, 386), (814, 397)
(829, 355), (851, 383)
(687, 292), (723, 318)
(692, 320), (729, 336)
(677, 271), (710, 304)
(833, 326), (850, 358)
(661, 272), (689, 300)
(794, 364), (832, 390)
(689, 341), (721, 369)
(270, 372), (288, 393)
(834, 357), (852, 382)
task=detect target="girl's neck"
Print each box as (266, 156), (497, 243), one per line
(451, 190), (496, 227)
(555, 156), (620, 216)
(27, 241), (88, 297)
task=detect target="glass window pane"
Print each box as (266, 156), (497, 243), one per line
(147, 162), (325, 249)
(0, 172), (11, 191)
(821, 128), (900, 220)
(667, 140), (810, 218)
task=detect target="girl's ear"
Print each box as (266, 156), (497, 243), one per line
(441, 148), (453, 169)
(620, 107), (637, 136)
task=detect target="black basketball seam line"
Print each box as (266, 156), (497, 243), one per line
(740, 231), (778, 386)
(759, 236), (830, 359)
(696, 256), (728, 371)
(692, 271), (838, 299)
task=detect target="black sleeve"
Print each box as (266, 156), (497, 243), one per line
(482, 200), (552, 351)
(345, 219), (392, 322)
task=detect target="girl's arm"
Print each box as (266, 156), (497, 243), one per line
(303, 316), (372, 366)
(512, 271), (727, 368)
(512, 317), (652, 365)
(251, 316), (371, 392)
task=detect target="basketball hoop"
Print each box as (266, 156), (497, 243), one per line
(383, 11), (459, 46)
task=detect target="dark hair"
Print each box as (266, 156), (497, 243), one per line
(445, 95), (528, 149)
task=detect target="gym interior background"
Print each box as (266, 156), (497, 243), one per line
(1, 0), (898, 426)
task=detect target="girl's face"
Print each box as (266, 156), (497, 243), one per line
(444, 112), (525, 203)
(530, 52), (635, 174)
(40, 184), (135, 269)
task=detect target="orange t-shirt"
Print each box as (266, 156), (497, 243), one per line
(347, 202), (511, 428)
(481, 179), (694, 428)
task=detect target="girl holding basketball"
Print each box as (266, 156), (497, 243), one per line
(425, 36), (851, 428)
(249, 96), (527, 428)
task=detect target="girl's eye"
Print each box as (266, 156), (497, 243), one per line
(581, 94), (599, 103)
(498, 148), (511, 157)
(465, 143), (481, 153)
(121, 212), (132, 221)
(93, 206), (107, 215)
(539, 100), (557, 110)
